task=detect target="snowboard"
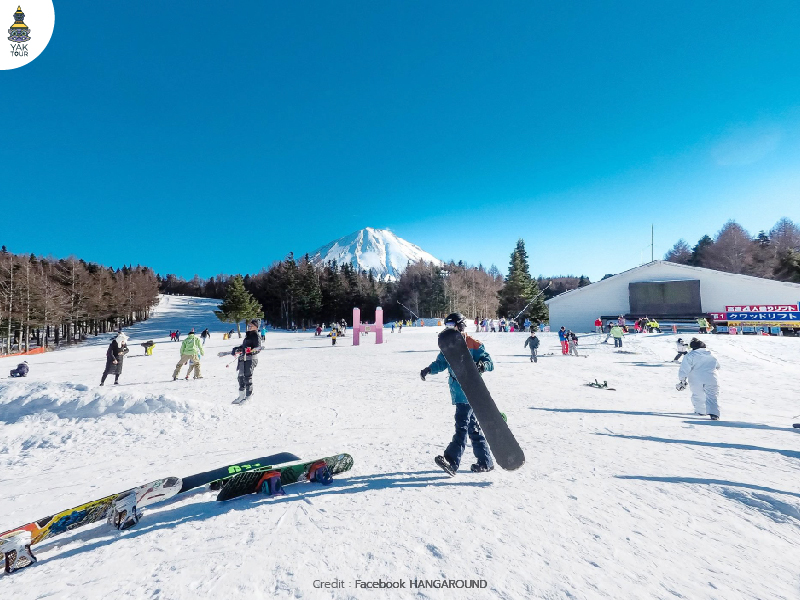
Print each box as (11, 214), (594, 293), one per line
(216, 453), (354, 501)
(585, 380), (616, 391)
(437, 329), (525, 471)
(179, 452), (301, 493)
(0, 477), (181, 546)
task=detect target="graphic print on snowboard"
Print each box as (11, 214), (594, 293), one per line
(216, 453), (354, 501)
(437, 328), (525, 470)
(0, 477), (182, 545)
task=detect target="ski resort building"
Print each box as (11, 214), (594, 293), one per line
(546, 261), (800, 333)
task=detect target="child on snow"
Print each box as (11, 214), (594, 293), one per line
(677, 338), (720, 420)
(568, 331), (580, 356)
(231, 320), (262, 402)
(420, 313), (494, 474)
(558, 326), (568, 355)
(9, 361), (29, 377)
(673, 338), (688, 362)
(610, 325), (624, 348)
(524, 332), (540, 362)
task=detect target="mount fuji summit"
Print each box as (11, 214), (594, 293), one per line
(309, 227), (442, 278)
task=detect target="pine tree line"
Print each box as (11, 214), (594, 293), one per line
(664, 217), (800, 281)
(0, 246), (160, 354)
(163, 240), (566, 329)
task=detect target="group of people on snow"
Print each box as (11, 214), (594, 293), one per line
(557, 326), (581, 355)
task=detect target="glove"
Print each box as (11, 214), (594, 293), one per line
(676, 379), (687, 392)
(231, 348), (237, 356)
(420, 367), (431, 381)
(476, 360), (487, 373)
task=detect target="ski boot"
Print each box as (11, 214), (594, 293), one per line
(1, 531), (36, 574)
(256, 470), (285, 497)
(108, 491), (141, 531)
(435, 455), (456, 477)
(470, 463), (494, 473)
(307, 461), (334, 486)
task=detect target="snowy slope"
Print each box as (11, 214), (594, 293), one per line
(1, 296), (800, 599)
(309, 227), (442, 278)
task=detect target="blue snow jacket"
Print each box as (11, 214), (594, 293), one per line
(427, 335), (494, 405)
(558, 328), (567, 341)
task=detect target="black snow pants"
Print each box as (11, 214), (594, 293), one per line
(237, 356), (258, 397)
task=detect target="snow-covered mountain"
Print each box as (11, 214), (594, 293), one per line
(308, 227), (442, 278)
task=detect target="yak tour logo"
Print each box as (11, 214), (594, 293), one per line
(1, 1), (54, 70)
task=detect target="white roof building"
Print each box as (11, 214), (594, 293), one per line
(545, 261), (800, 332)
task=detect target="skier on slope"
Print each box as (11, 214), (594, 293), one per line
(676, 338), (720, 420)
(172, 329), (204, 380)
(420, 313), (495, 474)
(568, 330), (580, 356)
(231, 319), (262, 403)
(524, 331), (540, 363)
(9, 361), (29, 377)
(101, 332), (129, 386)
(673, 338), (688, 362)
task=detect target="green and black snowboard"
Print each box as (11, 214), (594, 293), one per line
(216, 453), (354, 501)
(438, 329), (525, 471)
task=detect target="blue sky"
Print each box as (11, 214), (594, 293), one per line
(3, 1), (800, 282)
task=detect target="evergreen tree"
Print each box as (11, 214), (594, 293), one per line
(689, 235), (714, 266)
(214, 274), (263, 337)
(497, 239), (547, 325)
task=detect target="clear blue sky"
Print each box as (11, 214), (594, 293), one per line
(3, 1), (800, 282)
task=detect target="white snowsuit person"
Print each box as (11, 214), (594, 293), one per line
(678, 339), (720, 418)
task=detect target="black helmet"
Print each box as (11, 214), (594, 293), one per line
(689, 338), (706, 350)
(677, 338), (683, 343)
(444, 313), (467, 331)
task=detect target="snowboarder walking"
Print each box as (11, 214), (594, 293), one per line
(524, 331), (540, 362)
(172, 329), (204, 380)
(677, 338), (720, 419)
(673, 338), (688, 362)
(231, 319), (262, 403)
(101, 332), (129, 386)
(419, 313), (495, 474)
(9, 361), (29, 377)
(200, 328), (211, 345)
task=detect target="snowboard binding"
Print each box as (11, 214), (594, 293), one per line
(307, 461), (334, 486)
(108, 491), (141, 531)
(1, 531), (37, 574)
(256, 471), (285, 497)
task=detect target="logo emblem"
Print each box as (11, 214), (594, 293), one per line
(8, 5), (30, 43)
(1, 0), (54, 70)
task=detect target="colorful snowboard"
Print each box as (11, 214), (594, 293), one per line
(438, 328), (525, 471)
(216, 453), (354, 501)
(179, 452), (301, 493)
(0, 477), (182, 546)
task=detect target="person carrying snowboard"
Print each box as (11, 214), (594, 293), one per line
(9, 361), (29, 377)
(677, 338), (720, 420)
(420, 312), (495, 474)
(101, 332), (129, 386)
(172, 329), (204, 380)
(673, 338), (688, 362)
(524, 331), (540, 362)
(231, 319), (262, 402)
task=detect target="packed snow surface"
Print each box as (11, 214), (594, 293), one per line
(309, 227), (442, 278)
(1, 296), (799, 599)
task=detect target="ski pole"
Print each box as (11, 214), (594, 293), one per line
(513, 281), (552, 322)
(225, 354), (238, 368)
